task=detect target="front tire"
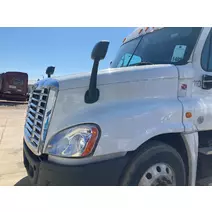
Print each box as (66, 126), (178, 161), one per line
(121, 141), (186, 186)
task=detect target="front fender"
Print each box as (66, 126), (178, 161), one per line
(93, 98), (184, 156)
(54, 97), (184, 156)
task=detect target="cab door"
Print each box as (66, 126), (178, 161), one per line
(192, 27), (212, 134)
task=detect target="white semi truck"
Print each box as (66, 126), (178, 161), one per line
(23, 27), (212, 186)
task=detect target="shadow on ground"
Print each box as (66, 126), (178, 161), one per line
(14, 176), (31, 186)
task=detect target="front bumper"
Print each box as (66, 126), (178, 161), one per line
(23, 142), (129, 186)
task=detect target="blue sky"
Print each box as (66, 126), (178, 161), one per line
(0, 27), (135, 80)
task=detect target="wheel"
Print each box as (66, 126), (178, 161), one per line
(121, 140), (186, 186)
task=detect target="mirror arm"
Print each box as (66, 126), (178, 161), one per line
(88, 59), (99, 97)
(85, 59), (100, 104)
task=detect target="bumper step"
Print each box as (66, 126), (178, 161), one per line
(198, 147), (212, 155)
(196, 176), (212, 186)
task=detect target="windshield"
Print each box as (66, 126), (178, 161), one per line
(111, 27), (202, 68)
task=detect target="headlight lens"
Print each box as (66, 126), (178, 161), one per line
(45, 124), (100, 157)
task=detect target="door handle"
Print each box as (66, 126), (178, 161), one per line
(202, 75), (212, 90)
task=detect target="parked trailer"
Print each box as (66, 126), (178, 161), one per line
(0, 72), (28, 101)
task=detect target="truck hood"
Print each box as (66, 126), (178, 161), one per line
(51, 64), (178, 91)
(45, 63), (180, 155)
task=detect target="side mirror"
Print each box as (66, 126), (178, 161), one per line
(91, 41), (109, 61)
(85, 40), (110, 104)
(46, 66), (55, 78)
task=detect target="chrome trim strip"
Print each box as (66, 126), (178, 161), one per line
(31, 138), (39, 145)
(29, 108), (36, 114)
(31, 97), (39, 102)
(28, 113), (35, 121)
(34, 125), (41, 132)
(35, 118), (42, 125)
(26, 117), (34, 127)
(36, 112), (44, 118)
(25, 122), (33, 132)
(37, 105), (46, 111)
(30, 102), (38, 108)
(33, 131), (41, 139)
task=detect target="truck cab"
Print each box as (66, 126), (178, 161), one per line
(23, 27), (212, 186)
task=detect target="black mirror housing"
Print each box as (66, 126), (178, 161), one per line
(46, 66), (55, 78)
(91, 41), (110, 61)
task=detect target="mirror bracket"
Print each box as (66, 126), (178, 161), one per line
(85, 59), (100, 103)
(84, 88), (100, 103)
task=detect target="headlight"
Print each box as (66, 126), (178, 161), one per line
(45, 124), (100, 158)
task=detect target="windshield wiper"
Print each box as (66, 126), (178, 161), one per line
(128, 61), (154, 67)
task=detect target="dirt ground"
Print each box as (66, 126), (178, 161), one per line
(0, 100), (30, 186)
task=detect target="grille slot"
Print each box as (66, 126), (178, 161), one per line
(25, 88), (49, 148)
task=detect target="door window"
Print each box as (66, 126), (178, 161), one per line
(201, 30), (212, 71)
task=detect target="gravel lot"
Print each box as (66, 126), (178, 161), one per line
(0, 100), (30, 186)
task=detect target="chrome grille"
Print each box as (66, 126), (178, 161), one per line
(25, 88), (49, 148)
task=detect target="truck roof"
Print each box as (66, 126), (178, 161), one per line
(123, 27), (163, 44)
